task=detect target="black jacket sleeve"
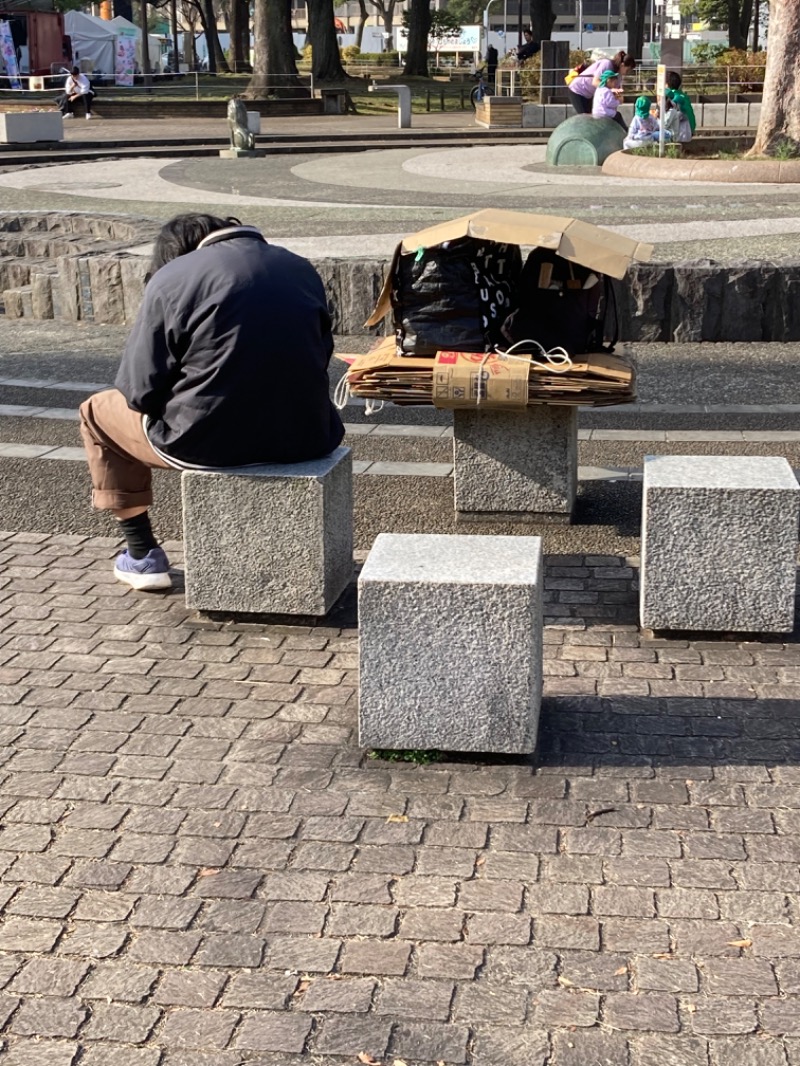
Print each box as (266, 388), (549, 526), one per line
(114, 282), (180, 417)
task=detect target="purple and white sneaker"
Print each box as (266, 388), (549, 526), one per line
(113, 547), (172, 591)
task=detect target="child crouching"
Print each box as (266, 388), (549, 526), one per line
(624, 96), (671, 149)
(592, 69), (627, 131)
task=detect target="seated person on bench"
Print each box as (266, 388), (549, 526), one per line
(61, 66), (95, 118)
(79, 213), (345, 591)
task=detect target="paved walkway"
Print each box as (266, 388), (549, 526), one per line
(0, 531), (799, 1066)
(2, 114), (800, 262)
(2, 118), (800, 1065)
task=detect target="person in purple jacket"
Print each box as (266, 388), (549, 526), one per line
(592, 69), (625, 128)
(568, 49), (635, 123)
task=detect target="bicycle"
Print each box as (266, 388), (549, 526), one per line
(470, 67), (490, 109)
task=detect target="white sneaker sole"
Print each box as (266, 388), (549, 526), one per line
(113, 565), (172, 591)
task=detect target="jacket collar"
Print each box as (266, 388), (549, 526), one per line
(196, 225), (266, 249)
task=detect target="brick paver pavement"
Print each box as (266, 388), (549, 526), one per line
(0, 529), (799, 1065)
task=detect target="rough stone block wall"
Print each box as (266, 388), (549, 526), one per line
(1, 211), (800, 343)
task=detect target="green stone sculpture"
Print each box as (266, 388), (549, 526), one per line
(546, 115), (625, 167)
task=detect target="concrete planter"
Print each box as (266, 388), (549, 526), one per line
(0, 111), (63, 143)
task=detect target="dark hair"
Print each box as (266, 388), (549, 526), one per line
(612, 51), (636, 71)
(71, 66), (80, 75)
(148, 213), (243, 276)
(667, 71), (682, 89)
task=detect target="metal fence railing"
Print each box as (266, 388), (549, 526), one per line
(0, 70), (316, 102)
(500, 64), (764, 104)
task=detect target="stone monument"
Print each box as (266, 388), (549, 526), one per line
(220, 95), (260, 158)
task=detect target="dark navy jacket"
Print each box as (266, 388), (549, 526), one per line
(115, 228), (344, 467)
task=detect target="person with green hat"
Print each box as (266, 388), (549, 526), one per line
(623, 95), (669, 149)
(665, 71), (696, 142)
(592, 69), (628, 130)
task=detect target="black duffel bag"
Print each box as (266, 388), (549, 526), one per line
(392, 236), (522, 357)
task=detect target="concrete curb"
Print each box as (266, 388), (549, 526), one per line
(602, 149), (800, 184)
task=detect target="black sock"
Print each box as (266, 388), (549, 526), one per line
(118, 512), (158, 560)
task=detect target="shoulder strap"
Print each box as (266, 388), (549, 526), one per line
(601, 275), (618, 353)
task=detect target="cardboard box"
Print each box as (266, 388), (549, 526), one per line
(365, 208), (653, 330)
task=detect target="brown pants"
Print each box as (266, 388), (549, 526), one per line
(79, 389), (171, 511)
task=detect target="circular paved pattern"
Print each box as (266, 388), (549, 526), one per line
(3, 144), (800, 261)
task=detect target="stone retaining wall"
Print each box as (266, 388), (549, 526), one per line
(0, 211), (154, 313)
(523, 101), (761, 129)
(1, 212), (796, 342)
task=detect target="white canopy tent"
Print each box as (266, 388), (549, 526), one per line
(63, 11), (116, 76)
(110, 16), (162, 72)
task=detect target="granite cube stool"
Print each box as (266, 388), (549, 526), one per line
(182, 446), (353, 615)
(641, 455), (800, 633)
(453, 406), (577, 522)
(358, 532), (543, 754)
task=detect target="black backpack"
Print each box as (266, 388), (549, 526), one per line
(501, 247), (617, 356)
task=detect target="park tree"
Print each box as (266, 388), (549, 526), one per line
(354, 0), (368, 48)
(367, 0), (399, 43)
(402, 0), (432, 74)
(200, 0), (232, 72)
(529, 0), (556, 42)
(446, 0), (484, 21)
(403, 7), (460, 75)
(697, 0), (753, 48)
(307, 0), (348, 79)
(228, 0), (251, 72)
(168, 0), (231, 72)
(750, 0), (800, 155)
(245, 0), (301, 97)
(625, 0), (648, 61)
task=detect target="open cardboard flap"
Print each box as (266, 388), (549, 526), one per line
(364, 208), (653, 328)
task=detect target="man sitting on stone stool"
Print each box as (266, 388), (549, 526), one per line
(79, 213), (345, 591)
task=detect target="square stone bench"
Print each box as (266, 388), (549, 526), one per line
(641, 455), (800, 633)
(453, 406), (577, 522)
(181, 446), (353, 615)
(0, 111), (63, 143)
(358, 532), (543, 754)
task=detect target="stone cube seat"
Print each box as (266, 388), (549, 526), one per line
(358, 532), (543, 754)
(453, 406), (577, 522)
(0, 112), (63, 144)
(641, 455), (800, 633)
(181, 446), (352, 615)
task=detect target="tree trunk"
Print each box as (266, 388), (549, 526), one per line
(726, 0), (747, 47)
(529, 0), (556, 42)
(402, 0), (431, 75)
(625, 0), (647, 60)
(355, 0), (367, 48)
(737, 0), (753, 49)
(202, 0), (232, 72)
(245, 0), (301, 97)
(138, 0), (151, 79)
(749, 0), (800, 155)
(366, 0), (397, 44)
(308, 0), (348, 79)
(184, 30), (197, 69)
(230, 0), (250, 71)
